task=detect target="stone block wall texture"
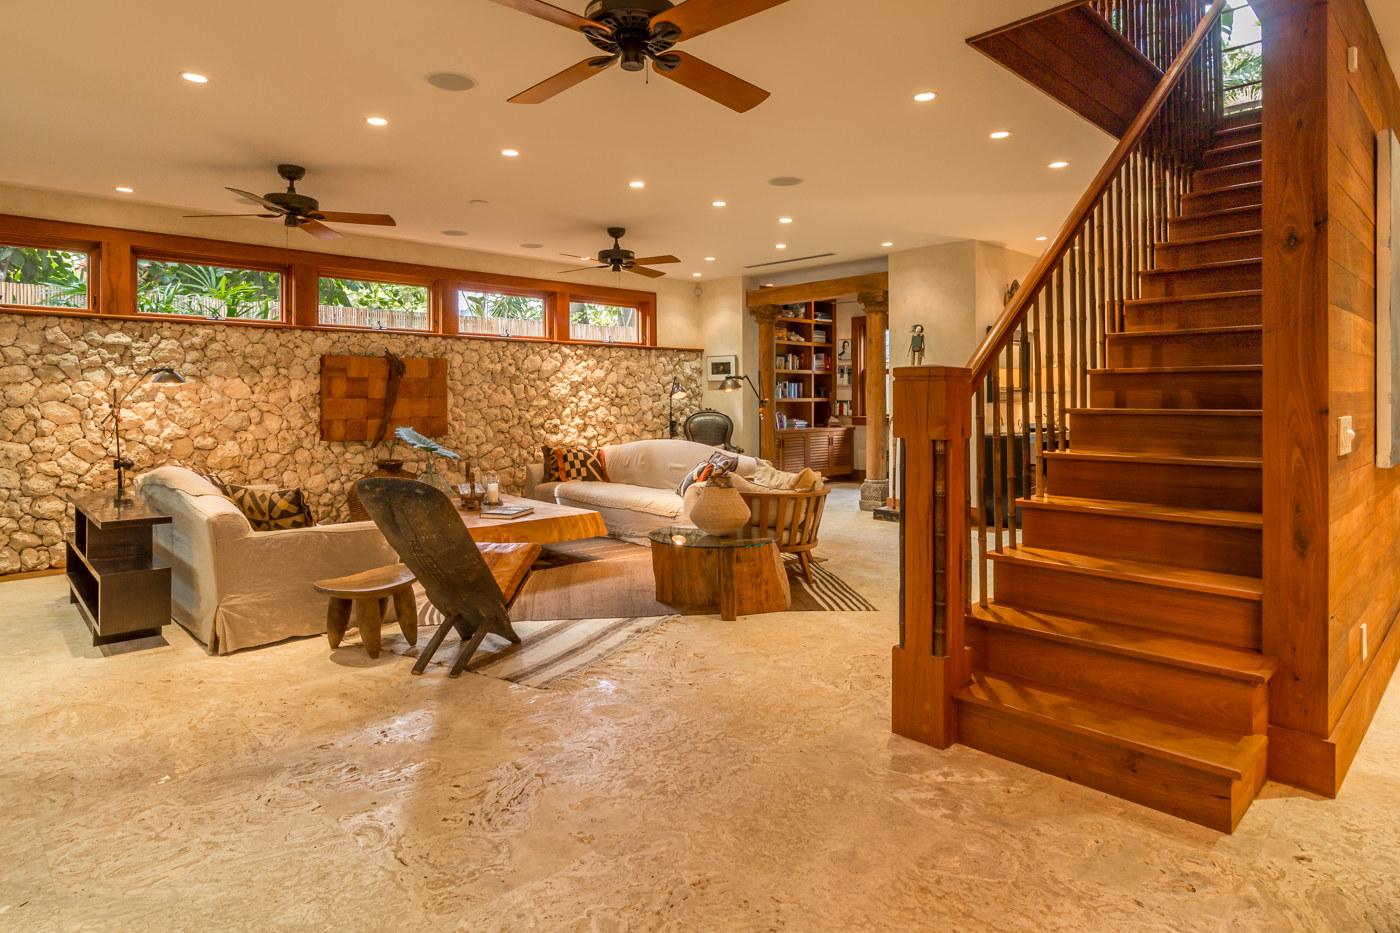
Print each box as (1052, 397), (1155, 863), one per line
(0, 312), (703, 575)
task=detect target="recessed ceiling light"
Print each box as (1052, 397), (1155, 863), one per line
(768, 177), (802, 186)
(779, 217), (793, 223)
(469, 199), (488, 205)
(520, 243), (543, 249)
(426, 72), (476, 91)
(1049, 161), (1069, 168)
(181, 72), (207, 83)
(764, 283), (775, 286)
(882, 242), (893, 247)
(441, 230), (467, 236)
(692, 273), (702, 277)
(704, 257), (715, 261)
(990, 131), (1011, 139)
(776, 244), (787, 249)
(1036, 236), (1048, 241)
(914, 92), (936, 101)
(115, 187), (133, 193)
(629, 181), (645, 188)
(501, 149), (519, 156)
(712, 201), (726, 207)
(367, 117), (388, 126)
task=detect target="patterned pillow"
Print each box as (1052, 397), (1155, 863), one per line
(676, 451), (739, 497)
(220, 484), (317, 531)
(542, 445), (609, 483)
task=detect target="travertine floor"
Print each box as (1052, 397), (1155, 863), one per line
(2, 483), (1398, 932)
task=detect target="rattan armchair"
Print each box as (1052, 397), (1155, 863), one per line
(737, 484), (831, 582)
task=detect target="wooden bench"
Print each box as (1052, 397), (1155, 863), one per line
(314, 564), (418, 659)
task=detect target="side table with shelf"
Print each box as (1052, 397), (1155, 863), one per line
(65, 491), (173, 646)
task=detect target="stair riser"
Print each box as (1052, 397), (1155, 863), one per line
(969, 624), (1269, 735)
(1203, 141), (1262, 169)
(1141, 263), (1262, 298)
(1217, 124), (1263, 145)
(1107, 330), (1262, 368)
(1088, 370), (1262, 410)
(1181, 185), (1263, 215)
(1193, 163), (1262, 191)
(1069, 412), (1262, 458)
(1020, 508), (1262, 577)
(993, 561), (1263, 649)
(1124, 294), (1261, 331)
(955, 702), (1262, 832)
(1169, 207), (1263, 239)
(1046, 457), (1263, 512)
(1155, 235), (1262, 268)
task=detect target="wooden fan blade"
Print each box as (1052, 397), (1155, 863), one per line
(630, 255), (681, 265)
(484, 0), (606, 33)
(652, 0), (790, 40)
(314, 211), (396, 226)
(300, 219), (343, 242)
(653, 52), (769, 112)
(627, 265), (667, 278)
(183, 213), (279, 218)
(558, 266), (611, 274)
(226, 187), (286, 214)
(510, 56), (617, 104)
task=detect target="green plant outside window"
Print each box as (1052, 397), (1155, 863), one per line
(137, 260), (280, 319)
(1221, 2), (1262, 111)
(569, 301), (639, 343)
(459, 290), (546, 337)
(0, 246), (88, 309)
(319, 277), (430, 331)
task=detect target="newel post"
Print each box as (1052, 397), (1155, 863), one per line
(891, 365), (973, 748)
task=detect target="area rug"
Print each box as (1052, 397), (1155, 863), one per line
(786, 561), (878, 611)
(378, 609), (677, 688)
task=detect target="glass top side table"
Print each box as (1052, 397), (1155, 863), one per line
(647, 525), (789, 620)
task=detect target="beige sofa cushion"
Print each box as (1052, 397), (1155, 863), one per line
(602, 439), (757, 490)
(554, 480), (682, 518)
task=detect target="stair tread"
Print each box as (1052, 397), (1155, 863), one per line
(972, 601), (1278, 683)
(1088, 364), (1262, 374)
(954, 670), (1266, 779)
(1069, 407), (1260, 416)
(1195, 160), (1262, 175)
(1126, 289), (1261, 306)
(1042, 450), (1262, 469)
(1169, 204), (1262, 222)
(1157, 230), (1262, 248)
(1015, 493), (1262, 527)
(987, 545), (1263, 600)
(1205, 140), (1262, 156)
(1181, 180), (1262, 199)
(1140, 258), (1262, 276)
(1108, 325), (1262, 339)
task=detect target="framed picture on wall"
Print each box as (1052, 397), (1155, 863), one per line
(838, 339), (851, 359)
(706, 355), (737, 381)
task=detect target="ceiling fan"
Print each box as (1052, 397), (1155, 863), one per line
(490, 0), (789, 112)
(562, 227), (679, 278)
(184, 164), (396, 242)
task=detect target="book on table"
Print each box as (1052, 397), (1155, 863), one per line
(480, 504), (535, 520)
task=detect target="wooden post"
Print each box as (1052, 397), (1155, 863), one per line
(891, 365), (972, 748)
(859, 290), (890, 480)
(289, 263), (319, 328)
(750, 303), (781, 461)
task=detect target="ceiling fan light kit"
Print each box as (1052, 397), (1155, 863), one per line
(491, 0), (787, 112)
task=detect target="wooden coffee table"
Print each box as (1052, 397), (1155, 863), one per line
(457, 494), (607, 545)
(648, 525), (791, 621)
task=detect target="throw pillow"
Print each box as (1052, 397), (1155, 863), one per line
(220, 483), (317, 531)
(542, 445), (610, 483)
(753, 460), (820, 491)
(676, 451), (739, 497)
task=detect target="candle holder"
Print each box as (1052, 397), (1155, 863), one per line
(484, 473), (501, 506)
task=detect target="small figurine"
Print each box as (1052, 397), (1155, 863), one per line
(908, 324), (925, 366)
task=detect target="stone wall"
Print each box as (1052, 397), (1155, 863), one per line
(0, 312), (703, 574)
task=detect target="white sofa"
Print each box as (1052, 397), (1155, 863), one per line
(133, 467), (399, 654)
(525, 439), (759, 539)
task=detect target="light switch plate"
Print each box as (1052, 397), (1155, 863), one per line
(1340, 415), (1355, 455)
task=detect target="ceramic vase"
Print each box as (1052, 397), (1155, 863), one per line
(689, 474), (751, 537)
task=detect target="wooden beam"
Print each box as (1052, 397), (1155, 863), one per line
(861, 291), (890, 481)
(750, 304), (781, 460)
(745, 273), (889, 308)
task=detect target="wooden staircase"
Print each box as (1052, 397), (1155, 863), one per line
(953, 112), (1274, 832)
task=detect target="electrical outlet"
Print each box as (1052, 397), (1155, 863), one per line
(1339, 415), (1355, 455)
(1362, 623), (1369, 661)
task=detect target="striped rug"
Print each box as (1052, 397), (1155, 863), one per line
(787, 561), (878, 612)
(380, 603), (677, 688)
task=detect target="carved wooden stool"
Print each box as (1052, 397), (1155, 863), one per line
(314, 564), (418, 659)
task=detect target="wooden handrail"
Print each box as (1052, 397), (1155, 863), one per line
(967, 0), (1226, 384)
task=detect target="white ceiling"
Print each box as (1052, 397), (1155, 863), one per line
(0, 0), (1118, 280)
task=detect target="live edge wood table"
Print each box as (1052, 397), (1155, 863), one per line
(456, 495), (607, 545)
(65, 491), (172, 646)
(648, 526), (791, 621)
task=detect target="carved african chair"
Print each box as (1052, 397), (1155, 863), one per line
(356, 478), (540, 678)
(683, 409), (742, 453)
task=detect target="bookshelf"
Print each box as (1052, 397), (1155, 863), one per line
(772, 301), (836, 431)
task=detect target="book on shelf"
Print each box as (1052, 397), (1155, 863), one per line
(790, 419), (809, 429)
(813, 328), (828, 344)
(813, 352), (829, 371)
(479, 504), (535, 520)
(813, 309), (833, 322)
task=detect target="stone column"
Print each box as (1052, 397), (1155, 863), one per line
(859, 290), (890, 510)
(749, 303), (781, 461)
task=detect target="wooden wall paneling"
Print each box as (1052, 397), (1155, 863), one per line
(99, 240), (133, 316)
(436, 279), (457, 336)
(289, 263), (319, 327)
(1260, 0), (1333, 744)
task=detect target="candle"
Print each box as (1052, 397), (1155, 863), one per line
(484, 472), (501, 505)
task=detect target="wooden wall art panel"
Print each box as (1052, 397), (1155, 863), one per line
(320, 354), (448, 441)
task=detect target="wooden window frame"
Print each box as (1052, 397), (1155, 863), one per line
(0, 212), (668, 348)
